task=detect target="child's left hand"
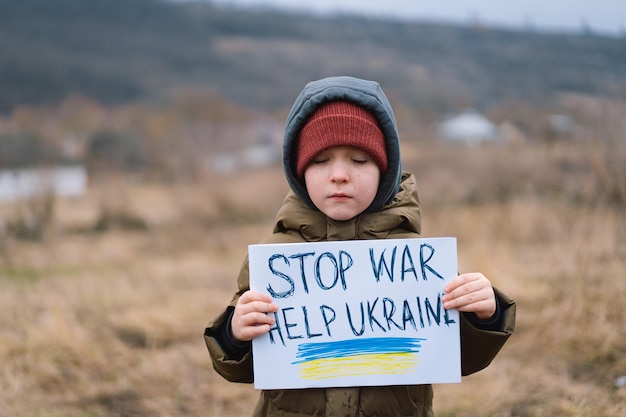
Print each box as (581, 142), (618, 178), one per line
(442, 272), (496, 320)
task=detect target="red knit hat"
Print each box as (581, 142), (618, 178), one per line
(296, 101), (387, 178)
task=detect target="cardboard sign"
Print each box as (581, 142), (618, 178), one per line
(248, 237), (460, 389)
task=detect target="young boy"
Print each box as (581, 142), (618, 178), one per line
(204, 76), (516, 417)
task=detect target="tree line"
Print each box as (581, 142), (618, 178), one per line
(0, 0), (624, 114)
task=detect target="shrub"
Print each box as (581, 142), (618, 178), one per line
(0, 131), (60, 168)
(86, 129), (145, 172)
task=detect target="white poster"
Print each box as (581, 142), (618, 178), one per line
(248, 237), (460, 390)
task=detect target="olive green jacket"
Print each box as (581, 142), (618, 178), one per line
(204, 173), (516, 417)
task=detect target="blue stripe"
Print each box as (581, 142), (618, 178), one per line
(293, 337), (426, 364)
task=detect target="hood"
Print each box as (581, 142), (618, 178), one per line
(282, 76), (402, 213)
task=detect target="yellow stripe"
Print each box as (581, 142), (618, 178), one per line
(297, 353), (420, 380)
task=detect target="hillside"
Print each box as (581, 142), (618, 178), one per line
(0, 0), (625, 113)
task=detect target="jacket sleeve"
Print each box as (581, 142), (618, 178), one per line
(460, 286), (516, 376)
(203, 257), (255, 383)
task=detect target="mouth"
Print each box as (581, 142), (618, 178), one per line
(330, 193), (351, 200)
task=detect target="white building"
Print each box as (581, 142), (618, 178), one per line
(0, 166), (88, 202)
(437, 109), (499, 144)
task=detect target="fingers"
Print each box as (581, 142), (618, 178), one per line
(232, 290), (279, 342)
(444, 272), (486, 293)
(237, 290), (278, 315)
(443, 273), (496, 319)
(233, 314), (275, 342)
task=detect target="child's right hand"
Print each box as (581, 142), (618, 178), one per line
(231, 290), (279, 342)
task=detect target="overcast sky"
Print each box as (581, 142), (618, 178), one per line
(212, 0), (625, 35)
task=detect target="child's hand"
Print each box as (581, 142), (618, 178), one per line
(442, 272), (496, 320)
(231, 290), (279, 342)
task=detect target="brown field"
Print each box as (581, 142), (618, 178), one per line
(1, 140), (625, 417)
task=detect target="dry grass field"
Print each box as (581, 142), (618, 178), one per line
(0, 140), (624, 417)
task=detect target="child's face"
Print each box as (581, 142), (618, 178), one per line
(303, 146), (381, 221)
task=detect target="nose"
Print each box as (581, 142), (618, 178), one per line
(329, 160), (349, 183)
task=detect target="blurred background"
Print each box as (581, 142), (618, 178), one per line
(0, 1), (625, 416)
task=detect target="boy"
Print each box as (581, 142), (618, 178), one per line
(204, 76), (516, 417)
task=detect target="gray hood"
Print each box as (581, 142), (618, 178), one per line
(282, 76), (402, 213)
